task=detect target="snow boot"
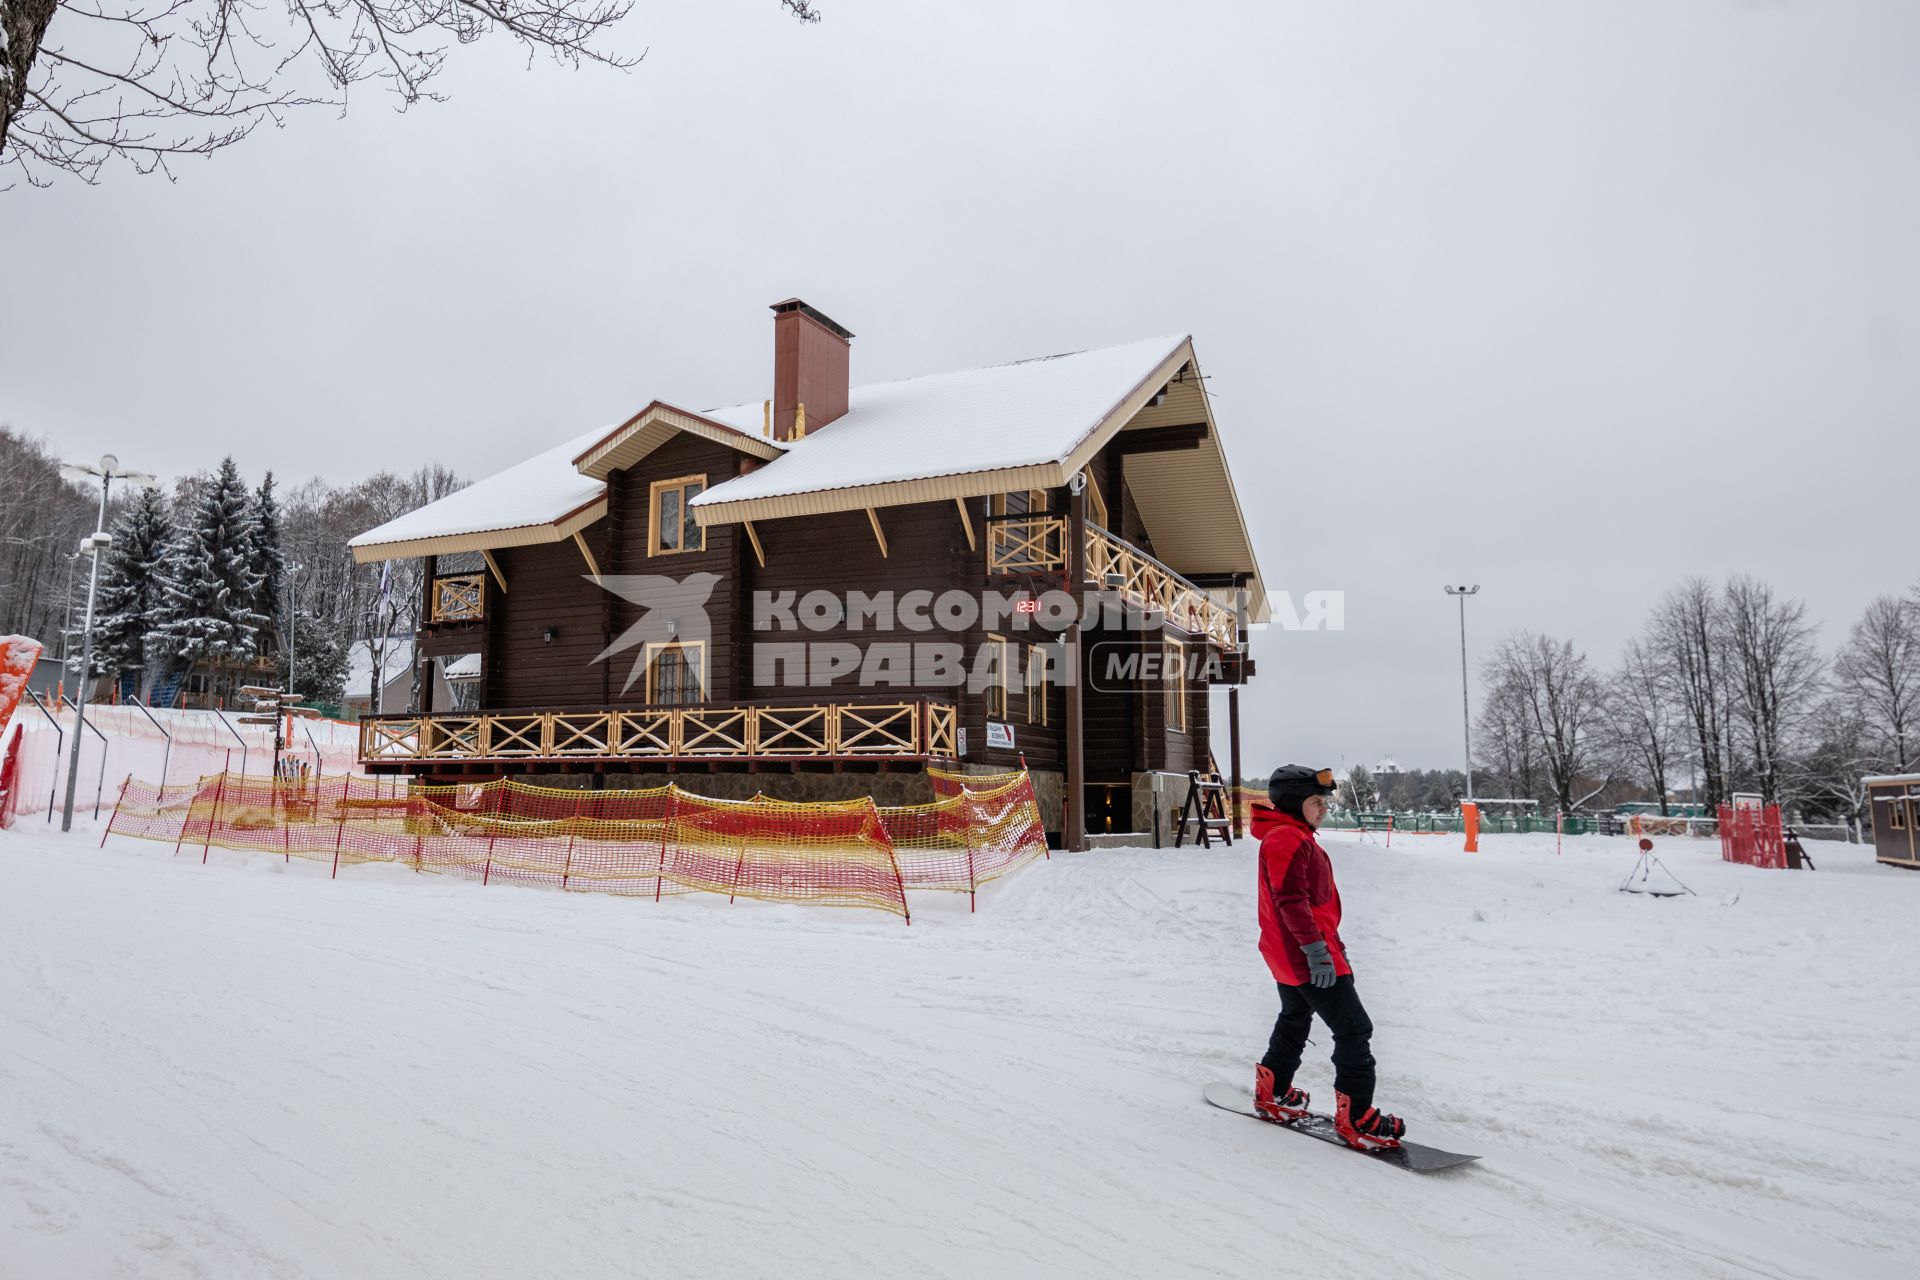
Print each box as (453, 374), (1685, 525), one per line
(1253, 1066), (1310, 1123)
(1334, 1092), (1405, 1150)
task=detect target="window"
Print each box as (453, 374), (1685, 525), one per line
(1165, 640), (1187, 733)
(991, 489), (1050, 517)
(1082, 468), (1108, 527)
(1027, 644), (1050, 725)
(650, 475), (707, 555)
(986, 635), (1010, 719)
(1893, 797), (1909, 831)
(645, 641), (706, 705)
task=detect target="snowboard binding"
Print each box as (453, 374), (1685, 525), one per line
(1335, 1093), (1406, 1151)
(1252, 1066), (1310, 1123)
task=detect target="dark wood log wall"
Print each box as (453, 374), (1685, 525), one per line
(466, 431), (1214, 781)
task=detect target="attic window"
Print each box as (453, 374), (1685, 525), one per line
(650, 475), (707, 555)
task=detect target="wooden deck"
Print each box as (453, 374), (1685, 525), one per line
(359, 697), (958, 766)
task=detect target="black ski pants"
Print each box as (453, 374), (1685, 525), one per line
(1260, 974), (1377, 1112)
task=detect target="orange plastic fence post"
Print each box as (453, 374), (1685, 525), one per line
(202, 766), (230, 865)
(1385, 814), (1393, 849)
(1461, 802), (1479, 852)
(961, 794), (979, 914)
(99, 773), (131, 848)
(331, 777), (348, 880)
(655, 789), (679, 903)
(874, 798), (910, 926)
(561, 791), (583, 892)
(728, 822), (748, 905)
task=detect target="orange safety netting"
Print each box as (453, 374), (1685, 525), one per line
(100, 770), (1053, 920)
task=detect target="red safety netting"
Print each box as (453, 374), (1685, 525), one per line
(99, 770), (1054, 920)
(1717, 803), (1786, 869)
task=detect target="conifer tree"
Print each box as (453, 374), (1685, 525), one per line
(248, 471), (287, 634)
(157, 457), (267, 691)
(90, 486), (176, 688)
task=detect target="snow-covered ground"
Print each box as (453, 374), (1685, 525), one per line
(2, 819), (1914, 1279)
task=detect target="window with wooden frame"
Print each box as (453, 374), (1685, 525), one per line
(1081, 468), (1109, 527)
(1165, 640), (1187, 733)
(986, 635), (1011, 719)
(991, 489), (1051, 517)
(649, 475), (707, 555)
(644, 641), (706, 705)
(1027, 644), (1050, 725)
(1892, 796), (1909, 830)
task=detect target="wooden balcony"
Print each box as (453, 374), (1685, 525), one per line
(428, 573), (485, 624)
(360, 698), (959, 766)
(985, 515), (1239, 650)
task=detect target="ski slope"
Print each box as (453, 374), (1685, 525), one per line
(2, 820), (1913, 1279)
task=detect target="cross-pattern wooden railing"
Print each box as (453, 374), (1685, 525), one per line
(1084, 525), (1238, 650)
(986, 515), (1067, 572)
(983, 515), (1238, 650)
(429, 574), (485, 623)
(360, 698), (959, 764)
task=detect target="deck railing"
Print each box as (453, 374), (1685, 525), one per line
(429, 574), (485, 623)
(984, 515), (1238, 649)
(360, 698), (958, 764)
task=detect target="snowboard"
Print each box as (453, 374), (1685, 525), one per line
(1203, 1082), (1480, 1174)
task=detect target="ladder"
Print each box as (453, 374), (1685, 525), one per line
(1175, 769), (1233, 848)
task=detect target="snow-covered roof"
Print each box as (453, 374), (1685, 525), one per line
(349, 426), (611, 559)
(348, 335), (1190, 559)
(692, 334), (1188, 509)
(1864, 774), (1920, 786)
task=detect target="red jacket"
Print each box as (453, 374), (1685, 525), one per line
(1253, 803), (1351, 986)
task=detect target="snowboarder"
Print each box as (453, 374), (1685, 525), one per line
(1250, 764), (1407, 1150)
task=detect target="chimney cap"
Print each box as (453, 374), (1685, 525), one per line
(770, 297), (855, 341)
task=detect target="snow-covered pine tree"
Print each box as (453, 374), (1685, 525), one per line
(248, 471), (287, 635)
(281, 606), (350, 709)
(156, 457), (268, 693)
(89, 486), (176, 689)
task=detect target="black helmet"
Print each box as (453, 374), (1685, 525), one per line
(1268, 764), (1337, 808)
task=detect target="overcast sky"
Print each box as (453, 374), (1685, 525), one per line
(5, 0), (1916, 776)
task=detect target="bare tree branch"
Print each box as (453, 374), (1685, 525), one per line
(3, 0), (821, 186)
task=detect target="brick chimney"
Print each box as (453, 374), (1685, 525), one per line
(770, 298), (853, 442)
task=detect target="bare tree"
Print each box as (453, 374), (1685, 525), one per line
(1648, 577), (1732, 809)
(1476, 661), (1541, 803)
(1482, 632), (1605, 812)
(3, 0), (822, 185)
(0, 425), (97, 648)
(1604, 634), (1681, 814)
(1721, 574), (1821, 805)
(1832, 594), (1920, 773)
(1789, 695), (1881, 832)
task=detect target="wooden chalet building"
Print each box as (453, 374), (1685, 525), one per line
(349, 300), (1268, 848)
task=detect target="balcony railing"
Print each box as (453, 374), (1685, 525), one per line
(429, 573), (485, 624)
(360, 698), (958, 765)
(985, 515), (1238, 650)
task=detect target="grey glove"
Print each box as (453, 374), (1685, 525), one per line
(1300, 940), (1338, 989)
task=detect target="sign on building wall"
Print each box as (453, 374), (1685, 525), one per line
(986, 722), (1015, 750)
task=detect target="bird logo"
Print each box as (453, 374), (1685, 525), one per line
(590, 573), (722, 695)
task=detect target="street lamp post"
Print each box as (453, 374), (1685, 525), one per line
(59, 455), (155, 833)
(285, 561), (302, 699)
(1444, 584), (1481, 803)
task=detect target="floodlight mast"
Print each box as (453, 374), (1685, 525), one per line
(59, 456), (155, 833)
(1443, 585), (1481, 803)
